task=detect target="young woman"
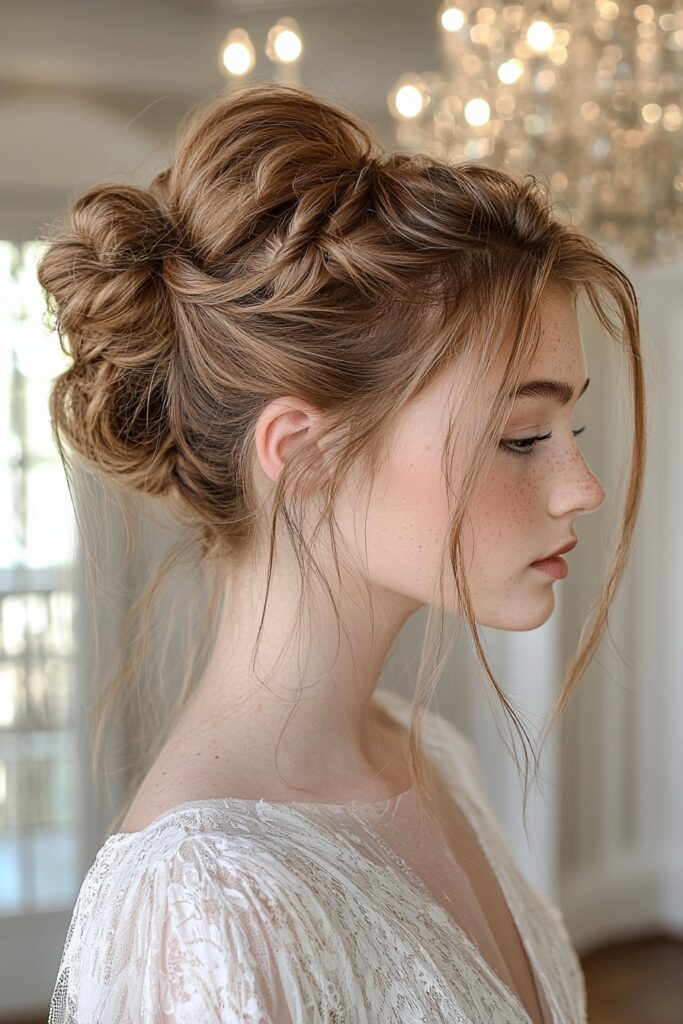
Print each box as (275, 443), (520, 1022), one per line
(39, 82), (645, 1024)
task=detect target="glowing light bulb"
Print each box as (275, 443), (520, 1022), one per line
(266, 18), (303, 64)
(464, 98), (491, 126)
(396, 84), (426, 118)
(220, 28), (255, 77)
(527, 19), (555, 53)
(642, 102), (662, 124)
(498, 58), (524, 84)
(440, 5), (465, 32)
(274, 29), (301, 62)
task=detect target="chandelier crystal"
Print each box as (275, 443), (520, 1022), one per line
(388, 1), (683, 265)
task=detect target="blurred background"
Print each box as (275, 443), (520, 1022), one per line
(1, 1), (682, 1021)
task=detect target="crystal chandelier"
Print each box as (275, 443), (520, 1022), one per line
(388, 1), (683, 265)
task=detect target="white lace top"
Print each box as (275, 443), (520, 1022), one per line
(47, 688), (587, 1023)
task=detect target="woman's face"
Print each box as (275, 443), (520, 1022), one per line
(350, 282), (606, 630)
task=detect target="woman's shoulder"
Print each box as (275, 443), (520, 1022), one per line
(97, 800), (313, 879)
(73, 812), (279, 932)
(49, 817), (301, 1024)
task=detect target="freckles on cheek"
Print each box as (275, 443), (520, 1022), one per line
(467, 475), (531, 574)
(375, 437), (448, 558)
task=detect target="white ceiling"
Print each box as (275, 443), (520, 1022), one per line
(1, 0), (438, 116)
(1, 0), (443, 238)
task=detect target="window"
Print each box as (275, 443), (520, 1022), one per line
(0, 239), (78, 913)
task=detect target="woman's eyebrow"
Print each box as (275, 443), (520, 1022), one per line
(506, 377), (590, 404)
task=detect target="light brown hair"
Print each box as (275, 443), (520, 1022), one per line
(36, 82), (646, 839)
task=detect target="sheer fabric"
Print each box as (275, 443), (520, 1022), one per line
(47, 689), (586, 1023)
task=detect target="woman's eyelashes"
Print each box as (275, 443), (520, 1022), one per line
(499, 425), (587, 458)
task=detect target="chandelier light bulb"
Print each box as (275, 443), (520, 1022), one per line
(396, 84), (426, 118)
(464, 97), (491, 126)
(440, 5), (466, 32)
(527, 19), (556, 53)
(642, 102), (662, 123)
(387, 73), (431, 120)
(274, 29), (302, 62)
(498, 58), (524, 84)
(219, 28), (256, 77)
(266, 18), (303, 64)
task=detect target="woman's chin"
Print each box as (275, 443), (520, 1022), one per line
(477, 589), (556, 631)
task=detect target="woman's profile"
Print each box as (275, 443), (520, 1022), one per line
(38, 81), (645, 1024)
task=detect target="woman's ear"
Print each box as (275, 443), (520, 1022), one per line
(253, 397), (331, 498)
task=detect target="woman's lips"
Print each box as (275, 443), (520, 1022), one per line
(530, 555), (569, 579)
(534, 538), (578, 561)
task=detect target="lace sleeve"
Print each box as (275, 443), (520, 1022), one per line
(47, 832), (293, 1024)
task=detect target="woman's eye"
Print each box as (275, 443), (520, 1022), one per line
(499, 426), (587, 458)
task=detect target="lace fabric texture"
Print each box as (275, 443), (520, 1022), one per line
(47, 690), (587, 1023)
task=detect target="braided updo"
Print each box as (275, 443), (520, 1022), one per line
(38, 83), (442, 548)
(39, 183), (181, 494)
(36, 82), (645, 838)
